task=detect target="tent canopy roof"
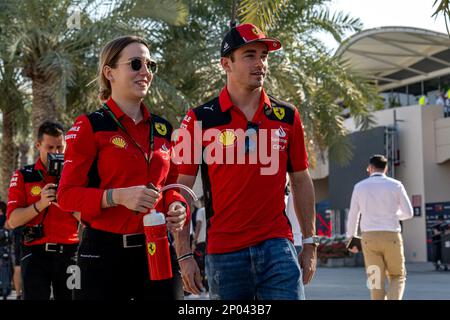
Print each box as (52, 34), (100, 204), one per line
(335, 26), (450, 92)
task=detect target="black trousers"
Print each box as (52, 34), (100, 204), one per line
(13, 227), (24, 266)
(74, 227), (183, 300)
(21, 244), (78, 300)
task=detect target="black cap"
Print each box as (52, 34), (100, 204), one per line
(221, 23), (282, 57)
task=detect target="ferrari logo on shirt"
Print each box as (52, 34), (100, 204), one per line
(273, 107), (285, 120)
(148, 242), (156, 256)
(218, 130), (236, 147)
(111, 136), (127, 149)
(30, 185), (42, 196)
(155, 123), (167, 136)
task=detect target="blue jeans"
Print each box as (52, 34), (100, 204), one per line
(206, 238), (305, 300)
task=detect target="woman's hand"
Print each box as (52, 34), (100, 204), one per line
(114, 185), (160, 213)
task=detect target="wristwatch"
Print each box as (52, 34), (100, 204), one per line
(302, 236), (320, 247)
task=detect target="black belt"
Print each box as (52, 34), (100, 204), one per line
(27, 243), (79, 254)
(83, 227), (145, 249)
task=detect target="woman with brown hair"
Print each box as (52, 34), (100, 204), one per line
(58, 35), (189, 300)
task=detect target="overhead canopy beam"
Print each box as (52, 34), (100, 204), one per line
(336, 26), (450, 92)
(370, 35), (450, 68)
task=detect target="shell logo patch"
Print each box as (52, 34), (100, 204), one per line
(155, 123), (167, 136)
(252, 27), (260, 36)
(273, 107), (285, 120)
(30, 185), (42, 196)
(111, 136), (127, 149)
(148, 242), (156, 256)
(218, 130), (236, 147)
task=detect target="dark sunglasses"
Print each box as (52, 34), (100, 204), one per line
(245, 122), (259, 154)
(116, 58), (158, 74)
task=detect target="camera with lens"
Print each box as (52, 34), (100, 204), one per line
(47, 153), (64, 185)
(23, 224), (44, 244)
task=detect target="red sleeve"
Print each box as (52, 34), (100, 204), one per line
(288, 108), (309, 172)
(57, 115), (104, 222)
(173, 110), (201, 176)
(6, 170), (27, 221)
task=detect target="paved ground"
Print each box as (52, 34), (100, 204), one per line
(305, 262), (450, 300)
(5, 262), (449, 300)
(184, 262), (450, 300)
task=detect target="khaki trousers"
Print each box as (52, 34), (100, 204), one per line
(361, 231), (406, 300)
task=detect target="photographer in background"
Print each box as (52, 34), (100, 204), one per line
(6, 121), (79, 300)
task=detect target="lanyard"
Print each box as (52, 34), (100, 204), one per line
(102, 103), (154, 165)
(37, 170), (47, 184)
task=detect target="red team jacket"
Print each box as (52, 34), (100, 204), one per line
(57, 97), (189, 234)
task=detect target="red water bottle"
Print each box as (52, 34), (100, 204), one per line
(143, 209), (173, 280)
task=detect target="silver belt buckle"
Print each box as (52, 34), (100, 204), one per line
(122, 233), (143, 248)
(45, 243), (59, 252)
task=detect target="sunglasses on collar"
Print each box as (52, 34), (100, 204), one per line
(245, 121), (259, 154)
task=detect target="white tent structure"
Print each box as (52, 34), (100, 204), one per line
(335, 26), (450, 93)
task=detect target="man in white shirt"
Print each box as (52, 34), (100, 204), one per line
(346, 155), (413, 300)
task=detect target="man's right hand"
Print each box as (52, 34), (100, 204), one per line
(179, 257), (204, 295)
(38, 183), (58, 209)
(300, 244), (317, 285)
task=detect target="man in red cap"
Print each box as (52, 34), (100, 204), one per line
(174, 23), (317, 300)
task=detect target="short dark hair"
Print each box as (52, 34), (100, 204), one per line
(0, 201), (6, 214)
(369, 154), (387, 170)
(224, 51), (235, 62)
(37, 121), (64, 142)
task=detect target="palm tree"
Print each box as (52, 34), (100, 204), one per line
(148, 0), (230, 124)
(0, 0), (188, 196)
(136, 0), (380, 167)
(0, 62), (23, 200)
(0, 0), (383, 179)
(0, 2), (29, 199)
(258, 0), (380, 165)
(6, 0), (189, 138)
(432, 0), (450, 34)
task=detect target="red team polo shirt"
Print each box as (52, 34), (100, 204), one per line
(6, 159), (79, 245)
(177, 87), (308, 254)
(57, 97), (188, 235)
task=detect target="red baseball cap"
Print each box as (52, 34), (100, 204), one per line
(221, 23), (282, 57)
